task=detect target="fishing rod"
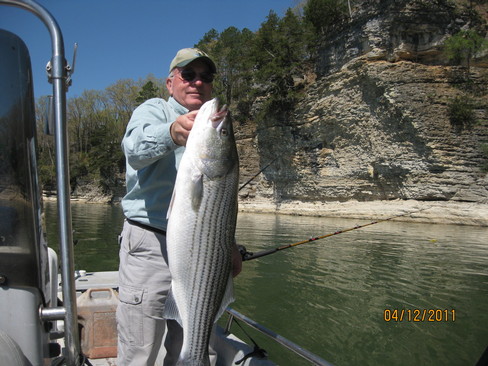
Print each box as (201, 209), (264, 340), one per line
(239, 157), (278, 192)
(240, 207), (431, 261)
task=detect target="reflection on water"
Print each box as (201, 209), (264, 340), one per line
(44, 201), (124, 271)
(44, 201), (488, 366)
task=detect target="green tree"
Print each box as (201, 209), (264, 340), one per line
(250, 9), (313, 124)
(196, 28), (219, 54)
(303, 0), (348, 35)
(37, 77), (155, 194)
(135, 80), (160, 104)
(448, 95), (476, 131)
(253, 10), (281, 80)
(194, 7), (318, 124)
(278, 8), (312, 74)
(105, 78), (140, 123)
(196, 27), (256, 119)
(219, 28), (255, 104)
(444, 29), (488, 71)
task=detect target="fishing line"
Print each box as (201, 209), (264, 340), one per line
(240, 207), (431, 261)
(238, 157), (278, 192)
(232, 318), (268, 365)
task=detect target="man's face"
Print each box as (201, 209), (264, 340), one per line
(166, 59), (213, 111)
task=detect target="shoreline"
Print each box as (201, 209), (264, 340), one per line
(44, 195), (488, 227)
(238, 199), (488, 227)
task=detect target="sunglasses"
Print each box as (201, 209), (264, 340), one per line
(178, 68), (215, 84)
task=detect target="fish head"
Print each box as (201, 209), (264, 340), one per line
(191, 98), (238, 179)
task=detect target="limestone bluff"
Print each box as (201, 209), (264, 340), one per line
(236, 0), (488, 211)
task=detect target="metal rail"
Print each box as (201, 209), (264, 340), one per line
(225, 308), (335, 366)
(0, 1), (80, 365)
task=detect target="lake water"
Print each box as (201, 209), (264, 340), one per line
(44, 200), (488, 366)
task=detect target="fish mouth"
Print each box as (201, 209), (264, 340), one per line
(210, 100), (228, 132)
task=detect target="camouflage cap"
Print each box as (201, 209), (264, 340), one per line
(169, 48), (217, 74)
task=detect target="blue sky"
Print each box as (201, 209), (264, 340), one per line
(1, 0), (292, 98)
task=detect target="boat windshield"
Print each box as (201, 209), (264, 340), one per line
(0, 29), (45, 290)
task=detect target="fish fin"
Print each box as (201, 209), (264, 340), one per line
(214, 274), (235, 323)
(191, 174), (204, 211)
(163, 288), (182, 327)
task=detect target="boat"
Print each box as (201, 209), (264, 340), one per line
(0, 1), (333, 365)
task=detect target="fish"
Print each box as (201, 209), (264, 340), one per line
(164, 98), (239, 366)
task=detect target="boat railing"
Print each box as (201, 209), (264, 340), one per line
(225, 308), (335, 366)
(0, 0), (80, 365)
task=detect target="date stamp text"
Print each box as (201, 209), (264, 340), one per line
(384, 309), (456, 322)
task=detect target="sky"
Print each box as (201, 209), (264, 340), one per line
(1, 0), (292, 98)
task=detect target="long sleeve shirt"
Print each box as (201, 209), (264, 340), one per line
(121, 97), (188, 231)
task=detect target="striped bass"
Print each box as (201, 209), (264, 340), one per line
(165, 98), (239, 366)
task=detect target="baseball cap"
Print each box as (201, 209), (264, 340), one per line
(169, 48), (217, 74)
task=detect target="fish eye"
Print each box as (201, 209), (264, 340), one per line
(220, 128), (228, 136)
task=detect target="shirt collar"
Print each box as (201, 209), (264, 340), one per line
(168, 96), (189, 115)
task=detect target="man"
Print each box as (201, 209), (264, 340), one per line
(117, 48), (242, 365)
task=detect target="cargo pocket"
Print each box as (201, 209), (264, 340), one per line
(117, 285), (145, 346)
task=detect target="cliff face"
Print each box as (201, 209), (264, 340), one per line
(237, 0), (488, 206)
(317, 0), (488, 72)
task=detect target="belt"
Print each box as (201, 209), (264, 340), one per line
(126, 219), (166, 236)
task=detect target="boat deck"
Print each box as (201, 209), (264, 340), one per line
(61, 271), (275, 366)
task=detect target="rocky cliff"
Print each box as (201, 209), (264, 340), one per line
(236, 0), (488, 211)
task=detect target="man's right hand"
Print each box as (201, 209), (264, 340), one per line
(170, 110), (199, 146)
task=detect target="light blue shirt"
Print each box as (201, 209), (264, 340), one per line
(121, 97), (188, 230)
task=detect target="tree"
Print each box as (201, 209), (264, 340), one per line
(448, 95), (476, 131)
(209, 26), (245, 103)
(105, 78), (140, 122)
(444, 29), (488, 72)
(196, 8), (317, 125)
(196, 26), (256, 119)
(253, 10), (281, 77)
(303, 0), (348, 35)
(250, 9), (313, 123)
(196, 28), (219, 54)
(135, 80), (160, 104)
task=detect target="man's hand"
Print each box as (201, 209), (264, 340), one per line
(170, 110), (199, 146)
